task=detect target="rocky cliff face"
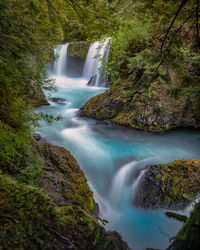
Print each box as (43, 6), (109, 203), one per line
(82, 80), (200, 132)
(133, 159), (200, 210)
(0, 141), (130, 250)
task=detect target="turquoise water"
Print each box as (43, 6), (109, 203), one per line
(38, 75), (200, 250)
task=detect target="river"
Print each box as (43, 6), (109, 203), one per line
(38, 43), (200, 250)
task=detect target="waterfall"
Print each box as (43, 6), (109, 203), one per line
(54, 43), (69, 76)
(83, 38), (110, 86)
(109, 158), (153, 207)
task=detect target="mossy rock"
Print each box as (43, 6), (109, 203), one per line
(134, 159), (200, 209)
(0, 174), (63, 250)
(82, 77), (200, 132)
(35, 141), (94, 212)
(167, 202), (200, 250)
(0, 174), (130, 250)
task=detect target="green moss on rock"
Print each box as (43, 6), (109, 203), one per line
(82, 77), (200, 132)
(0, 174), (59, 250)
(35, 141), (94, 212)
(167, 202), (200, 250)
(0, 141), (130, 249)
(134, 159), (200, 209)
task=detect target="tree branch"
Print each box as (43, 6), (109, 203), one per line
(196, 0), (200, 49)
(161, 0), (188, 53)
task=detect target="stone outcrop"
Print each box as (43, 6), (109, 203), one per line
(133, 159), (200, 210)
(82, 81), (200, 132)
(35, 141), (94, 210)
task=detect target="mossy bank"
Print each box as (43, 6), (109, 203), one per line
(0, 141), (130, 250)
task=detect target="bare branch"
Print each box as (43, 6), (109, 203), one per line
(161, 0), (188, 53)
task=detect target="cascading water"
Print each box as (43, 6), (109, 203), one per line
(38, 41), (200, 250)
(82, 38), (110, 86)
(54, 43), (69, 76)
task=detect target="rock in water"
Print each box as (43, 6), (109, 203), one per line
(49, 97), (66, 104)
(87, 75), (97, 86)
(133, 159), (200, 210)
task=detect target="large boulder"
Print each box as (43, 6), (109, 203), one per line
(133, 159), (200, 210)
(82, 80), (200, 132)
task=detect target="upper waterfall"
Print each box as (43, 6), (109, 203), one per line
(82, 38), (110, 87)
(54, 43), (69, 76)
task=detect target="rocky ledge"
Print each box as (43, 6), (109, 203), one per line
(133, 159), (200, 210)
(0, 141), (130, 250)
(82, 81), (200, 132)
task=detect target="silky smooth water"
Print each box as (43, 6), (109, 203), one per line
(82, 38), (110, 86)
(38, 75), (200, 250)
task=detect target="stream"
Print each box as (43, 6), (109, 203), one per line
(38, 42), (200, 250)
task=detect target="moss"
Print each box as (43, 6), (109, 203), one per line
(0, 174), (58, 250)
(82, 73), (200, 132)
(168, 202), (200, 250)
(0, 172), (130, 250)
(68, 42), (90, 59)
(35, 141), (94, 212)
(56, 205), (130, 250)
(158, 159), (200, 203)
(165, 212), (187, 223)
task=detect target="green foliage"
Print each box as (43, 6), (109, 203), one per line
(68, 42), (90, 58)
(0, 174), (57, 250)
(169, 202), (200, 249)
(165, 211), (188, 223)
(0, 119), (43, 182)
(0, 120), (27, 172)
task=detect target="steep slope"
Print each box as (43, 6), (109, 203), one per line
(0, 141), (130, 250)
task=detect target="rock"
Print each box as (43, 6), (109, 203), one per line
(81, 80), (200, 132)
(133, 159), (200, 210)
(35, 141), (130, 250)
(49, 97), (66, 104)
(35, 141), (94, 210)
(87, 75), (97, 86)
(25, 81), (49, 106)
(66, 244), (76, 249)
(0, 141), (130, 250)
(32, 132), (42, 141)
